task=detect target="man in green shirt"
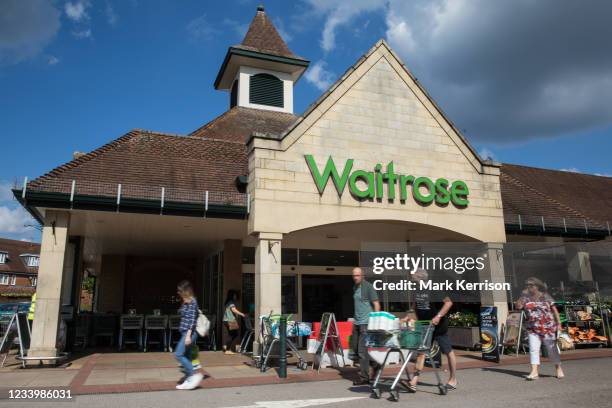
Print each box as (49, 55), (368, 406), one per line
(351, 267), (380, 384)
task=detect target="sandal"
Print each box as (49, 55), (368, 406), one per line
(352, 377), (370, 386)
(406, 370), (421, 393)
(446, 383), (458, 390)
(525, 374), (539, 381)
(399, 380), (417, 393)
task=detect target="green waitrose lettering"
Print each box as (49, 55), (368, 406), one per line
(305, 155), (469, 207)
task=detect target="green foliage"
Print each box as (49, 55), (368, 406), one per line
(82, 276), (95, 293)
(448, 311), (478, 327)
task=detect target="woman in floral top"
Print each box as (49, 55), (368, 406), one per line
(516, 277), (564, 380)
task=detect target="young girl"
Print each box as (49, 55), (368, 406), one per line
(175, 280), (203, 390)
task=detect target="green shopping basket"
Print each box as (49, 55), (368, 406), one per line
(399, 320), (432, 349)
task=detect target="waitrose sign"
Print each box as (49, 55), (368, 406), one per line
(305, 155), (469, 207)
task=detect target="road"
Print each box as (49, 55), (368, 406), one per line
(1, 358), (610, 408)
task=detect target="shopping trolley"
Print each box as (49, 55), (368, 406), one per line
(369, 321), (447, 402)
(254, 313), (309, 372)
(238, 316), (254, 355)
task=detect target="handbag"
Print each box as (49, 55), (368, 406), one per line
(228, 320), (239, 331)
(196, 310), (210, 337)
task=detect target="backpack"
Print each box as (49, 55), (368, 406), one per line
(196, 310), (210, 337)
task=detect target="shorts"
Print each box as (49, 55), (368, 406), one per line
(434, 333), (453, 354)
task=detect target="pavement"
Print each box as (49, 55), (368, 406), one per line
(0, 347), (611, 400)
(0, 357), (610, 407)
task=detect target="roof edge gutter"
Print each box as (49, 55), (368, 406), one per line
(11, 189), (248, 222)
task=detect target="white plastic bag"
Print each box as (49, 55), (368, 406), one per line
(196, 310), (210, 337)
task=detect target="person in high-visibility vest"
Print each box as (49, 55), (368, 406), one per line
(27, 292), (37, 332)
(28, 292), (36, 321)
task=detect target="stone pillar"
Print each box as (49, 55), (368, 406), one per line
(566, 245), (593, 282)
(253, 232), (282, 353)
(29, 210), (70, 359)
(479, 243), (509, 332)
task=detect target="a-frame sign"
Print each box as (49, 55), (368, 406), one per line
(313, 312), (345, 372)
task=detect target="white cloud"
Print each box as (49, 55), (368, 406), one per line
(0, 0), (61, 65)
(47, 55), (59, 65)
(65, 0), (91, 23)
(222, 19), (249, 39)
(65, 0), (94, 39)
(72, 29), (92, 39)
(186, 14), (218, 41)
(560, 168), (612, 178)
(0, 181), (15, 201)
(273, 17), (293, 43)
(105, 1), (118, 26)
(478, 147), (497, 162)
(306, 0), (386, 52)
(306, 0), (612, 142)
(382, 0), (612, 142)
(305, 60), (336, 91)
(0, 205), (34, 235)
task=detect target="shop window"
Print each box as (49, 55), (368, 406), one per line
(0, 274), (9, 285)
(249, 73), (284, 108)
(299, 249), (359, 267)
(79, 274), (96, 313)
(242, 273), (255, 315)
(301, 275), (354, 322)
(241, 273), (297, 315)
(281, 275), (297, 314)
(241, 247), (255, 264)
(282, 248), (298, 265)
(0, 252), (7, 264)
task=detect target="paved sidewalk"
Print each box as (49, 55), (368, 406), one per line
(0, 347), (611, 395)
(17, 358), (609, 408)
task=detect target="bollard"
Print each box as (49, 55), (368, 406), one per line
(278, 315), (287, 378)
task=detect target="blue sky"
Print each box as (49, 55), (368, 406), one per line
(1, 0), (611, 241)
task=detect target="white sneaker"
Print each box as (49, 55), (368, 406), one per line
(176, 381), (190, 390)
(181, 372), (203, 390)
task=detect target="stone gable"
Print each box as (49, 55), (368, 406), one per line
(248, 41), (505, 243)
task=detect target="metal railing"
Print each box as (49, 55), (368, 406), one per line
(17, 177), (249, 211)
(505, 213), (611, 235)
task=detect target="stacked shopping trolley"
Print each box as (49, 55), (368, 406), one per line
(253, 313), (310, 372)
(366, 312), (447, 402)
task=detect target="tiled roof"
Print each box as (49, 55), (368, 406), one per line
(501, 164), (612, 231)
(189, 106), (298, 142)
(27, 130), (248, 205)
(237, 6), (304, 60)
(0, 238), (39, 275)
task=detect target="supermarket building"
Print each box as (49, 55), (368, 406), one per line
(13, 7), (612, 357)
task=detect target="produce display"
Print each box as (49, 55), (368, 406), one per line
(567, 327), (608, 343)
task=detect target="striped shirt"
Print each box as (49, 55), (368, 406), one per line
(178, 298), (199, 334)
